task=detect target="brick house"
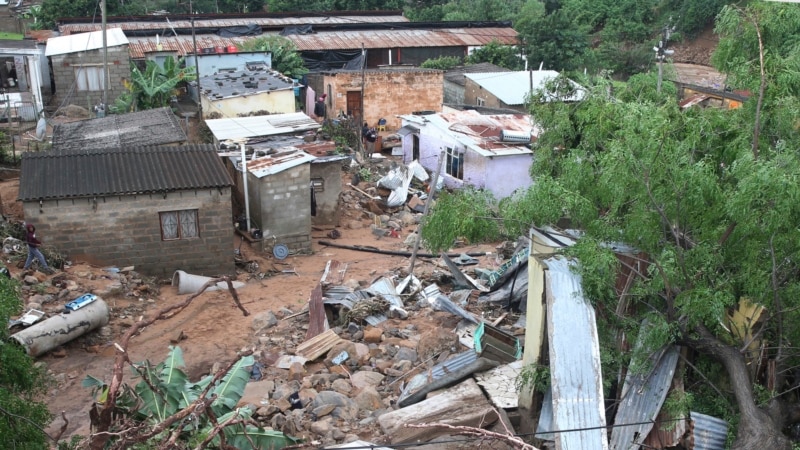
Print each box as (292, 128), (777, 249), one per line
(51, 107), (187, 151)
(45, 28), (129, 111)
(305, 68), (443, 131)
(18, 144), (234, 277)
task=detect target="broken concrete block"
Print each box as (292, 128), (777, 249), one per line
(378, 378), (498, 444)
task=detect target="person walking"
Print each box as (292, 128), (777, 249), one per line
(23, 223), (53, 274)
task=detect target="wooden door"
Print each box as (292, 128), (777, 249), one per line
(346, 91), (362, 121)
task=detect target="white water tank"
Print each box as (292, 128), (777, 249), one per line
(500, 129), (532, 143)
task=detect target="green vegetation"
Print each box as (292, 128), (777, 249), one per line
(0, 276), (52, 449)
(465, 41), (525, 70)
(423, 3), (800, 448)
(236, 36), (308, 79)
(111, 57), (196, 113)
(420, 56), (462, 71)
(84, 346), (298, 448)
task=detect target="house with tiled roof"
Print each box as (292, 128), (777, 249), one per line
(18, 144), (234, 276)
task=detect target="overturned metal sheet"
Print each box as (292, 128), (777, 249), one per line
(610, 345), (680, 450)
(295, 329), (341, 361)
(429, 294), (479, 323)
(441, 253), (487, 291)
(399, 350), (478, 404)
(474, 360), (523, 409)
(305, 283), (327, 340)
(367, 277), (404, 308)
(320, 260), (348, 285)
(545, 256), (608, 450)
(691, 412), (728, 450)
(536, 385), (556, 441)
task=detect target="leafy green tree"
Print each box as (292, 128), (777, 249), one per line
(440, 0), (522, 21)
(237, 36), (308, 79)
(268, 0), (403, 12)
(465, 41), (525, 70)
(111, 57), (196, 113)
(0, 277), (52, 448)
(516, 2), (591, 72)
(420, 55), (461, 70)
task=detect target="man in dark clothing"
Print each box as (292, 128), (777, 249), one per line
(23, 223), (53, 274)
(314, 96), (327, 120)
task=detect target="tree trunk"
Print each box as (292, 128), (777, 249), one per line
(690, 325), (791, 450)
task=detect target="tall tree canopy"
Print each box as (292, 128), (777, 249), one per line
(421, 3), (800, 448)
(236, 36), (308, 79)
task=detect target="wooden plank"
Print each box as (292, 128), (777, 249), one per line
(378, 378), (498, 444)
(305, 283), (327, 340)
(295, 329), (342, 361)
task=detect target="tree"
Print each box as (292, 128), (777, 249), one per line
(465, 41), (525, 70)
(237, 36), (308, 79)
(440, 0), (523, 21)
(111, 57), (196, 113)
(515, 2), (591, 72)
(420, 55), (462, 70)
(0, 277), (52, 448)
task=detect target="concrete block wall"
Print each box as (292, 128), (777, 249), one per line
(252, 164), (312, 254)
(463, 78), (526, 113)
(310, 161), (343, 226)
(323, 70), (444, 130)
(23, 188), (234, 277)
(51, 45), (130, 110)
(443, 80), (464, 105)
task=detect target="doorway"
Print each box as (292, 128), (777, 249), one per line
(346, 91), (362, 121)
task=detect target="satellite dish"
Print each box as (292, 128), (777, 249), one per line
(35, 117), (46, 141)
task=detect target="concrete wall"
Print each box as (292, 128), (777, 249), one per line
(201, 88), (295, 118)
(22, 188), (234, 277)
(443, 79), (464, 105)
(50, 45), (129, 110)
(249, 164), (312, 254)
(463, 78), (527, 113)
(310, 160), (343, 226)
(313, 70), (443, 131)
(401, 119), (533, 199)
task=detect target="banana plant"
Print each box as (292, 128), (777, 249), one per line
(84, 346), (299, 449)
(111, 56), (196, 113)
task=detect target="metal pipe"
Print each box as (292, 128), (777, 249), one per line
(239, 141), (251, 231)
(10, 298), (109, 357)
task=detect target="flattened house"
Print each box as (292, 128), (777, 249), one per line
(18, 145), (234, 277)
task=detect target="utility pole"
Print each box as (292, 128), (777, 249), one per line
(191, 14), (202, 119)
(408, 150), (446, 274)
(654, 23), (675, 94)
(101, 0), (108, 113)
(359, 43), (366, 159)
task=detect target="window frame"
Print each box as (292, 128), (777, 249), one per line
(445, 146), (464, 180)
(159, 209), (200, 241)
(73, 64), (105, 92)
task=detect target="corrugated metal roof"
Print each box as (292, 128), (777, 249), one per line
(52, 107), (187, 152)
(58, 13), (409, 34)
(544, 256), (609, 450)
(289, 26), (517, 51)
(245, 149), (315, 178)
(691, 412), (728, 450)
(45, 28), (128, 56)
(401, 109), (534, 157)
(465, 70), (584, 105)
(399, 349), (479, 404)
(127, 35), (247, 59)
(18, 144), (232, 201)
(609, 344), (680, 450)
(198, 66), (295, 100)
(205, 112), (320, 141)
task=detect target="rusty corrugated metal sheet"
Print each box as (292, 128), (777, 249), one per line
(689, 412), (728, 450)
(289, 27), (518, 51)
(642, 409), (687, 449)
(545, 256), (608, 450)
(609, 344), (679, 450)
(127, 36), (247, 58)
(18, 144), (231, 202)
(59, 13), (409, 34)
(320, 260), (347, 285)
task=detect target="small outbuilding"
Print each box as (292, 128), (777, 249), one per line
(18, 144), (234, 277)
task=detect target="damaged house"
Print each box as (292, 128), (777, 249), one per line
(398, 109), (536, 199)
(18, 145), (234, 277)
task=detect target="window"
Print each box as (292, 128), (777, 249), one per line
(445, 147), (464, 180)
(477, 97), (486, 107)
(160, 210), (199, 240)
(73, 65), (104, 92)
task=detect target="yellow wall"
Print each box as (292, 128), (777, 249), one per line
(201, 89), (295, 118)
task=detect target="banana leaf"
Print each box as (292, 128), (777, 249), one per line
(206, 409), (300, 449)
(209, 355), (254, 415)
(135, 346), (190, 422)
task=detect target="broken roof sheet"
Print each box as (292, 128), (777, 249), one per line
(400, 109), (534, 157)
(45, 28), (128, 56)
(544, 256), (608, 450)
(51, 107), (187, 152)
(691, 412), (729, 450)
(19, 144), (232, 201)
(243, 149), (316, 178)
(609, 344), (680, 450)
(465, 70), (584, 106)
(205, 112), (320, 142)
(197, 67), (294, 100)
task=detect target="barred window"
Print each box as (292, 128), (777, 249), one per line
(160, 210), (199, 240)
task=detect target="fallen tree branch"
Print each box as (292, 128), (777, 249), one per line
(319, 240), (486, 258)
(89, 277), (250, 450)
